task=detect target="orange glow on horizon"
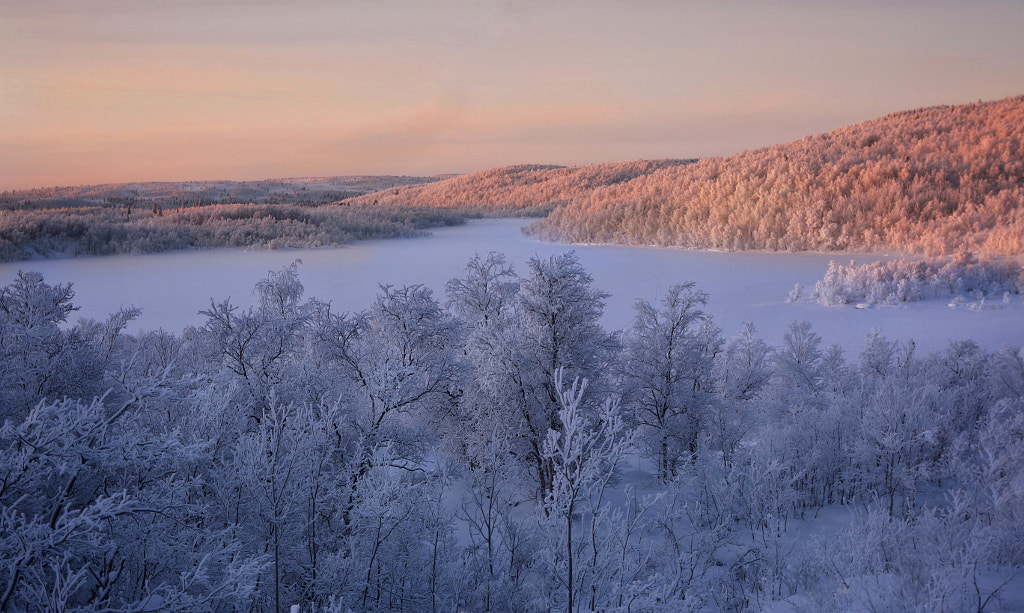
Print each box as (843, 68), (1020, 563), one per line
(3, 1), (1024, 190)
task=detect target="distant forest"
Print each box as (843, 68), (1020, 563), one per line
(1, 176), (439, 211)
(0, 203), (476, 262)
(363, 96), (1024, 258)
(3, 96), (1022, 263)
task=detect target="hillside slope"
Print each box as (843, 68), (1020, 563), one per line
(0, 176), (453, 261)
(347, 159), (695, 215)
(359, 96), (1024, 256)
(528, 96), (1024, 256)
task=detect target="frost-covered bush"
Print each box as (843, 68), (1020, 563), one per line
(812, 254), (1023, 305)
(0, 395), (263, 612)
(811, 499), (1006, 613)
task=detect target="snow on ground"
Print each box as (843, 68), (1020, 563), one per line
(3, 218), (1022, 610)
(0, 219), (1020, 353)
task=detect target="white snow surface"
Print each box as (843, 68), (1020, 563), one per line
(1, 219), (1020, 352)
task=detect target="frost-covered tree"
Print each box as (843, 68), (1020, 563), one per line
(620, 283), (721, 480)
(853, 379), (941, 516)
(444, 252), (521, 462)
(711, 323), (771, 466)
(363, 283), (462, 437)
(516, 252), (614, 408)
(989, 345), (1024, 400)
(0, 392), (262, 612)
(515, 253), (615, 495)
(718, 322), (772, 404)
(454, 252), (614, 497)
(198, 261), (320, 416)
(812, 499), (1014, 613)
(859, 327), (899, 381)
(316, 283), (461, 472)
(772, 320), (826, 401)
(652, 457), (741, 611)
(0, 271), (116, 419)
(445, 251), (518, 327)
(316, 446), (457, 612)
(230, 400), (316, 612)
(974, 397), (1024, 565)
(457, 435), (534, 613)
(536, 371), (635, 613)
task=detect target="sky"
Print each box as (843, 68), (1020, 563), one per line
(3, 1), (1024, 190)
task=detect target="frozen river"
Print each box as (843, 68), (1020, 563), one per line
(1, 219), (1021, 353)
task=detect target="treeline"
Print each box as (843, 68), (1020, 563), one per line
(811, 253), (1024, 306)
(0, 203), (469, 261)
(2, 256), (1022, 612)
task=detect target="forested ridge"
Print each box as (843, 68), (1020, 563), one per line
(6, 97), (1021, 263)
(0, 177), (456, 262)
(0, 162), (694, 262)
(1, 176), (439, 211)
(2, 256), (1022, 612)
(361, 96), (1024, 257)
(530, 96), (1024, 255)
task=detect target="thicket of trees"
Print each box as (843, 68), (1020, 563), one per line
(0, 204), (469, 262)
(810, 253), (1023, 306)
(2, 255), (1022, 612)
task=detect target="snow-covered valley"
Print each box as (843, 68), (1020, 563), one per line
(1, 219), (1019, 352)
(2, 219), (1022, 612)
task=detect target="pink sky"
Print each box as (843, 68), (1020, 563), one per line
(3, 1), (1023, 190)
